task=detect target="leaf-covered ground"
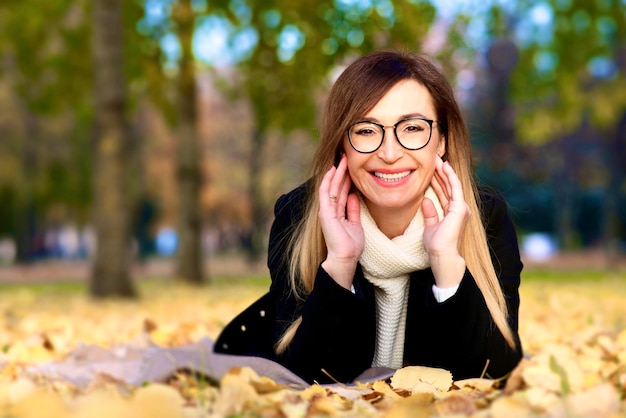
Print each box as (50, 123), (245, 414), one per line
(0, 268), (625, 417)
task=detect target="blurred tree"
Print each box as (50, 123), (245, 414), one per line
(172, 0), (205, 284)
(214, 0), (467, 260)
(481, 0), (626, 253)
(135, 0), (208, 284)
(0, 0), (164, 293)
(90, 0), (137, 297)
(0, 0), (93, 261)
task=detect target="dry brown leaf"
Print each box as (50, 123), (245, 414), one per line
(371, 380), (402, 400)
(213, 369), (259, 417)
(454, 377), (495, 392)
(390, 365), (452, 393)
(86, 372), (134, 396)
(434, 393), (475, 415)
(250, 375), (286, 394)
(383, 396), (432, 418)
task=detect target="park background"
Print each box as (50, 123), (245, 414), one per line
(0, 1), (626, 416)
(0, 0), (625, 294)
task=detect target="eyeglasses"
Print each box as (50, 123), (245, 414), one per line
(347, 117), (436, 154)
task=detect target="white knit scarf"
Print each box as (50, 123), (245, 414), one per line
(359, 187), (443, 368)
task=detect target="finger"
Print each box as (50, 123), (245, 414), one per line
(346, 193), (361, 225)
(328, 154), (348, 205)
(319, 165), (336, 208)
(442, 161), (471, 218)
(422, 197), (440, 227)
(435, 157), (452, 198)
(442, 161), (465, 203)
(430, 173), (449, 209)
(335, 169), (352, 217)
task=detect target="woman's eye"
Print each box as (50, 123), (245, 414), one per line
(356, 128), (375, 136)
(403, 124), (425, 133)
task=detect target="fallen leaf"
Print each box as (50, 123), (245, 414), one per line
(455, 377), (495, 392)
(131, 383), (185, 418)
(434, 393), (475, 415)
(565, 383), (620, 418)
(390, 366), (452, 393)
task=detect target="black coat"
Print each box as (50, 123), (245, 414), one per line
(215, 182), (523, 384)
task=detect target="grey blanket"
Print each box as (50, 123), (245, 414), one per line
(27, 337), (395, 390)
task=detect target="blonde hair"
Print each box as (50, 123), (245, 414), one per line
(275, 50), (516, 354)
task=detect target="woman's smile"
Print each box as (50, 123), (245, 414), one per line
(371, 169), (414, 185)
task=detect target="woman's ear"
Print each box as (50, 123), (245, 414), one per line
(437, 136), (446, 160)
(334, 150), (343, 167)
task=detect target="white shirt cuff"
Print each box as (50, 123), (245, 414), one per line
(432, 283), (460, 303)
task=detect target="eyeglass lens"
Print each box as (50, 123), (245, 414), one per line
(348, 118), (432, 153)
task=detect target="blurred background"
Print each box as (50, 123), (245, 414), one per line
(0, 0), (624, 297)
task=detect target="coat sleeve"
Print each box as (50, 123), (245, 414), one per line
(405, 191), (523, 380)
(267, 185), (376, 384)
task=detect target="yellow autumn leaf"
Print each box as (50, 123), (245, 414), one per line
(384, 396), (432, 418)
(69, 388), (132, 418)
(131, 384), (185, 418)
(521, 364), (561, 392)
(10, 390), (67, 418)
(212, 369), (259, 417)
(390, 366), (452, 393)
(524, 387), (560, 412)
(371, 379), (403, 400)
(454, 377), (495, 392)
(489, 393), (533, 418)
(564, 383), (621, 417)
(6, 377), (38, 404)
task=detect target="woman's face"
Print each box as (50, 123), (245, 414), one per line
(343, 79), (445, 230)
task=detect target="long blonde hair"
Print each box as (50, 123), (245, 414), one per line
(275, 50), (516, 354)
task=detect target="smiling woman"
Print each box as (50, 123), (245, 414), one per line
(215, 49), (524, 385)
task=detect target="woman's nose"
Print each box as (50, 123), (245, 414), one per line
(376, 127), (403, 163)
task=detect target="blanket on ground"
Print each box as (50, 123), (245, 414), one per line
(26, 337), (395, 390)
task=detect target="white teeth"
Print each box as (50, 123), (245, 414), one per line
(374, 170), (411, 182)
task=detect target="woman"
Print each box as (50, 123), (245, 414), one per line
(215, 50), (523, 384)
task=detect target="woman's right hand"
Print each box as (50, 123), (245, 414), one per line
(318, 154), (364, 290)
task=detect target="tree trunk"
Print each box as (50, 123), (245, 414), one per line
(173, 0), (205, 284)
(604, 113), (626, 266)
(247, 128), (267, 262)
(555, 137), (577, 250)
(90, 0), (136, 298)
(15, 110), (39, 263)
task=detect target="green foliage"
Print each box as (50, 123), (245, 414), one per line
(0, 0), (92, 116)
(501, 0), (626, 143)
(213, 0), (446, 135)
(0, 0), (166, 239)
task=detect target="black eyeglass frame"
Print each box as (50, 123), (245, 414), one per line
(347, 117), (436, 154)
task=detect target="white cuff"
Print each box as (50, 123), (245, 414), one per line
(432, 283), (460, 303)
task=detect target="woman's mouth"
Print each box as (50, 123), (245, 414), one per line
(372, 170), (413, 183)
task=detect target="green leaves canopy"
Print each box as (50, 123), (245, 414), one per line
(212, 0), (443, 135)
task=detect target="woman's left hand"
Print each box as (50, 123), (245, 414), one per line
(422, 156), (470, 288)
